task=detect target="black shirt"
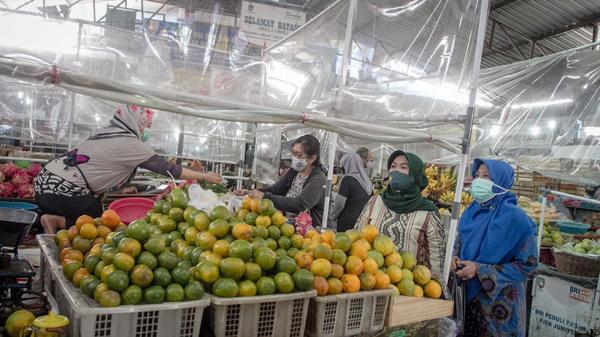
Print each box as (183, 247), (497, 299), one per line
(336, 176), (371, 231)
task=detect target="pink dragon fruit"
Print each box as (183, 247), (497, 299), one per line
(27, 163), (42, 177)
(0, 182), (16, 198)
(295, 211), (314, 236)
(0, 163), (19, 178)
(16, 184), (34, 199)
(11, 170), (33, 186)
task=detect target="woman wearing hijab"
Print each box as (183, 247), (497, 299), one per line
(330, 152), (373, 231)
(452, 159), (537, 337)
(35, 105), (222, 233)
(355, 150), (445, 277)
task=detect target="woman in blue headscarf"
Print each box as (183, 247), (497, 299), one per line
(452, 159), (537, 337)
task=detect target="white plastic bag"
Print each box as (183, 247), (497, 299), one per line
(187, 184), (225, 213)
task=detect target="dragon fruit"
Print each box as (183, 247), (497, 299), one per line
(11, 170), (33, 186)
(27, 163), (42, 177)
(0, 163), (19, 178)
(0, 182), (16, 198)
(16, 184), (34, 199)
(295, 211), (314, 236)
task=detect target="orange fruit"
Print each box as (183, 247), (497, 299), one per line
(58, 238), (71, 251)
(374, 271), (390, 289)
(363, 258), (378, 275)
(80, 223), (98, 240)
(242, 196), (252, 210)
(359, 273), (376, 291)
(344, 256), (364, 275)
(305, 229), (319, 239)
(341, 274), (360, 293)
(101, 210), (121, 229)
(249, 199), (260, 214)
(331, 264), (344, 279)
(60, 247), (73, 261)
(414, 284), (424, 298)
(72, 268), (90, 287)
(63, 250), (84, 263)
(68, 226), (79, 241)
(386, 265), (404, 284)
(295, 252), (313, 269)
(314, 276), (329, 296)
(97, 225), (112, 239)
(327, 278), (343, 295)
(423, 280), (442, 299)
(76, 215), (95, 230)
(361, 225), (379, 244)
(350, 239), (370, 260)
(92, 238), (105, 246)
(232, 223), (253, 241)
(321, 230), (335, 245)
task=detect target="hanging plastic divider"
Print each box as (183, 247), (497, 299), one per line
(442, 0), (491, 285)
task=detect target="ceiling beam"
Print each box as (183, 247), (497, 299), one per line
(533, 12), (600, 40)
(491, 0), (521, 11)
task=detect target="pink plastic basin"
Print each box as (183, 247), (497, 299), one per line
(108, 197), (154, 224)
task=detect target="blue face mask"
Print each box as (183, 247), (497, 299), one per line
(142, 130), (151, 142)
(470, 178), (508, 203)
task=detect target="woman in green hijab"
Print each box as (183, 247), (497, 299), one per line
(355, 150), (446, 278)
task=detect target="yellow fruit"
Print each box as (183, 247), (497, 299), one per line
(314, 244), (333, 260)
(242, 196), (252, 211)
(295, 252), (313, 269)
(413, 265), (432, 286)
(76, 215), (95, 230)
(361, 225), (379, 244)
(80, 223), (99, 240)
(232, 223), (253, 241)
(386, 265), (403, 284)
(424, 280), (442, 299)
(249, 199), (260, 213)
(344, 256), (364, 275)
(413, 285), (424, 297)
(359, 273), (376, 291)
(255, 215), (272, 227)
(385, 252), (403, 267)
(346, 230), (361, 243)
(373, 235), (395, 256)
(270, 211), (287, 227)
(101, 210), (121, 230)
(331, 264), (344, 279)
(327, 278), (343, 295)
(212, 240), (230, 258)
(350, 239), (370, 260)
(362, 258), (378, 275)
(310, 258), (332, 278)
(237, 208), (250, 221)
(397, 278), (415, 296)
(5, 309), (35, 337)
(402, 269), (414, 281)
(305, 229), (319, 239)
(341, 274), (360, 293)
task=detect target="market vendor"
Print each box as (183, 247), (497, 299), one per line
(330, 152), (372, 231)
(237, 134), (326, 227)
(34, 105), (222, 233)
(354, 150), (446, 278)
(452, 159), (537, 337)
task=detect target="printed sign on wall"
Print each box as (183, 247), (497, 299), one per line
(239, 1), (306, 48)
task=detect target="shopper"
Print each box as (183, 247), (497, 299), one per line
(240, 134), (326, 227)
(330, 152), (372, 231)
(356, 147), (373, 171)
(35, 105), (222, 233)
(452, 159), (537, 337)
(355, 150), (446, 277)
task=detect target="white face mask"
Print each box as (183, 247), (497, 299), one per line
(291, 157), (308, 171)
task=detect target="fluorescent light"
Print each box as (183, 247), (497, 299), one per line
(236, 129), (243, 137)
(512, 99), (573, 109)
(17, 92), (24, 99)
(94, 114), (101, 122)
(584, 127), (600, 136)
(490, 125), (501, 136)
(547, 120), (556, 130)
(195, 146), (200, 151)
(24, 96), (32, 105)
(530, 126), (541, 136)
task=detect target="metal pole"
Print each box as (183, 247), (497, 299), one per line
(536, 191), (548, 262)
(237, 141), (245, 190)
(443, 0), (490, 285)
(67, 22), (83, 150)
(92, 0), (96, 22)
(378, 144), (384, 177)
(140, 0), (144, 32)
(593, 24), (599, 51)
(147, 0), (170, 22)
(321, 0), (357, 230)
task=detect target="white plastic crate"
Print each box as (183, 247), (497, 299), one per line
(37, 235), (210, 337)
(208, 290), (316, 337)
(305, 289), (394, 337)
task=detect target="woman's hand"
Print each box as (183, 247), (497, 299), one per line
(450, 256), (459, 271)
(249, 190), (264, 199)
(203, 172), (222, 184)
(455, 259), (478, 280)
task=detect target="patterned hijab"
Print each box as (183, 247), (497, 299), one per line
(92, 105), (154, 140)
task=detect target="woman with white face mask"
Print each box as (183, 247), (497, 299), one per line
(243, 135), (326, 227)
(451, 159), (537, 337)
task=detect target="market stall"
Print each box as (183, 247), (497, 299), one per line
(0, 0), (493, 335)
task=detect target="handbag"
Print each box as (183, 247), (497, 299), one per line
(439, 271), (466, 337)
